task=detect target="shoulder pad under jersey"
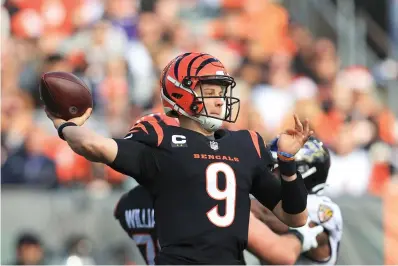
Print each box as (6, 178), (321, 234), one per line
(123, 118), (167, 147)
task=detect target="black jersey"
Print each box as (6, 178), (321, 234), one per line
(108, 120), (283, 265)
(114, 185), (158, 265)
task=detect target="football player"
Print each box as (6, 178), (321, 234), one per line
(250, 137), (343, 265)
(46, 52), (313, 265)
(114, 114), (324, 266)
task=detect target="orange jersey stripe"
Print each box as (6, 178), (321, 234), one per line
(129, 123), (148, 134)
(248, 130), (261, 158)
(146, 117), (164, 146)
(127, 118), (164, 146)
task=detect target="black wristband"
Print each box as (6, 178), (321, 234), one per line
(287, 229), (304, 245)
(58, 122), (77, 140)
(281, 172), (308, 214)
(277, 158), (297, 177)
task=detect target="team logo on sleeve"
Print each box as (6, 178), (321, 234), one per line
(318, 204), (334, 223)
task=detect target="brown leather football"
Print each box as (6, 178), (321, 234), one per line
(40, 72), (93, 120)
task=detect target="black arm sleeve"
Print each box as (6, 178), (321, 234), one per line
(250, 133), (282, 210)
(251, 166), (282, 211)
(107, 139), (159, 187)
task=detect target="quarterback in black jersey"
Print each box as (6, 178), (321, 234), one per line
(115, 114), (324, 266)
(46, 52), (312, 265)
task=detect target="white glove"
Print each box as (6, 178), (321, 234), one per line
(289, 219), (324, 252)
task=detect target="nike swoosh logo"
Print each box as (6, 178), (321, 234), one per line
(124, 133), (133, 139)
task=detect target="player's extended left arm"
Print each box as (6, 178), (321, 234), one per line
(251, 128), (308, 227)
(252, 162), (308, 227)
(270, 115), (313, 227)
(272, 164), (309, 227)
(252, 164), (308, 227)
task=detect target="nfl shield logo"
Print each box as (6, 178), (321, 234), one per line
(209, 141), (219, 151)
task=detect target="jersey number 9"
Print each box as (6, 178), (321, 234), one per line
(206, 162), (237, 227)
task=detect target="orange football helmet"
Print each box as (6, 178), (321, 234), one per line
(160, 52), (240, 131)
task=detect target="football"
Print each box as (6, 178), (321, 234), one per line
(40, 71), (93, 120)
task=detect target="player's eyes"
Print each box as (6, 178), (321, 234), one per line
(203, 87), (226, 97)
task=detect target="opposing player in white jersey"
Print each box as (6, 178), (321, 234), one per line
(250, 136), (343, 265)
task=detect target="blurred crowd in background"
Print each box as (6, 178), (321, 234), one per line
(1, 0), (398, 264)
(3, 0), (398, 193)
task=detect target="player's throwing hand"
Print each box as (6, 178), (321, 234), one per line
(45, 107), (92, 129)
(277, 114), (313, 157)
